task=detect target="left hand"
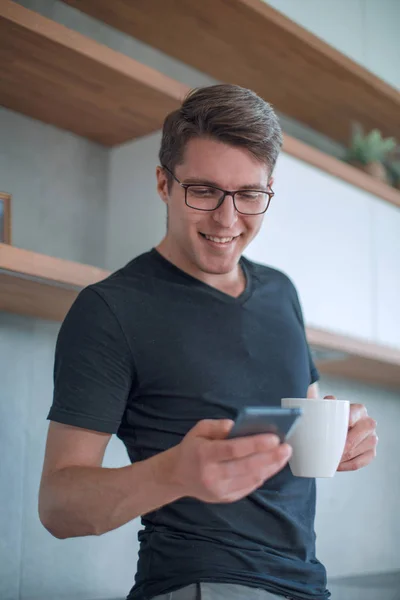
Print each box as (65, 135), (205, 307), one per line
(324, 396), (378, 472)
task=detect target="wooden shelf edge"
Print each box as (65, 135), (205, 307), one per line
(283, 135), (400, 209)
(2, 0), (188, 103)
(1, 1), (189, 144)
(307, 326), (400, 366)
(243, 0), (400, 106)
(0, 244), (110, 288)
(307, 326), (400, 389)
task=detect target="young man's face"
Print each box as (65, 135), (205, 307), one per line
(157, 137), (273, 277)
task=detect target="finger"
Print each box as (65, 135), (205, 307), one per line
(337, 449), (376, 472)
(323, 395), (336, 399)
(218, 443), (291, 480)
(192, 419), (235, 440)
(211, 433), (281, 462)
(348, 403), (368, 428)
(343, 417), (377, 457)
(218, 445), (292, 502)
(341, 431), (378, 463)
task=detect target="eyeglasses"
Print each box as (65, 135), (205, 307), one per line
(162, 165), (274, 215)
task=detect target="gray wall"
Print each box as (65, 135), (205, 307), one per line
(0, 108), (108, 265)
(1, 1), (399, 599)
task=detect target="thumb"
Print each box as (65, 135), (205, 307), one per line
(324, 395), (336, 399)
(191, 418), (234, 440)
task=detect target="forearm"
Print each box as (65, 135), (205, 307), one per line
(39, 447), (181, 539)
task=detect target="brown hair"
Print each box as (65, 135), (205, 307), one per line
(159, 84), (283, 186)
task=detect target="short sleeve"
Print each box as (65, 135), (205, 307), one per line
(47, 286), (136, 433)
(288, 279), (320, 385)
(307, 345), (320, 385)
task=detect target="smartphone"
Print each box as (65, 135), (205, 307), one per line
(227, 406), (303, 442)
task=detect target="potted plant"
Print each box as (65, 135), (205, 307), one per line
(345, 124), (397, 183)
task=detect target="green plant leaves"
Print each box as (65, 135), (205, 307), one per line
(346, 123), (397, 165)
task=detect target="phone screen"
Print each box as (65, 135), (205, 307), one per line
(227, 407), (303, 442)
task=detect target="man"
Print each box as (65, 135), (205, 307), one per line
(39, 84), (378, 600)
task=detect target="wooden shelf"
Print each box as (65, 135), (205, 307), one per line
(0, 1), (188, 145)
(62, 0), (400, 146)
(308, 327), (400, 390)
(283, 135), (400, 209)
(0, 244), (110, 321)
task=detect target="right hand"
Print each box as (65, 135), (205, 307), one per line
(168, 419), (292, 503)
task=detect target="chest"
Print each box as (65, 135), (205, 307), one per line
(124, 286), (311, 412)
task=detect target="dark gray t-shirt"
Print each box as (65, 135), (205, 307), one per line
(48, 249), (329, 600)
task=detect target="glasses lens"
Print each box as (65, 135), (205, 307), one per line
(186, 185), (270, 214)
(186, 186), (223, 210)
(234, 191), (269, 214)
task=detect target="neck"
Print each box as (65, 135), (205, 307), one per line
(155, 238), (246, 298)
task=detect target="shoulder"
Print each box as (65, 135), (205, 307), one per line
(60, 251), (155, 335)
(83, 250), (157, 308)
(242, 255), (297, 294)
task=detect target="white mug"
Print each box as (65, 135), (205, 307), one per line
(281, 397), (350, 478)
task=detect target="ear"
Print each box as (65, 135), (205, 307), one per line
(156, 166), (169, 205)
(268, 175), (274, 189)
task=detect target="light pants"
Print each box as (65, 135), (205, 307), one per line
(151, 582), (291, 600)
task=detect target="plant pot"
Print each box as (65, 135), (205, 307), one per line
(349, 160), (389, 183)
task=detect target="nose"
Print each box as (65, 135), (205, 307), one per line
(211, 193), (238, 228)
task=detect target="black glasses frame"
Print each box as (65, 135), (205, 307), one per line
(162, 165), (274, 215)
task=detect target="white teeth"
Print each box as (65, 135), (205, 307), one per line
(204, 235), (235, 243)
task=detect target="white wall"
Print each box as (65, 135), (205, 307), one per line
(245, 153), (376, 341)
(372, 200), (400, 348)
(265, 0), (400, 90)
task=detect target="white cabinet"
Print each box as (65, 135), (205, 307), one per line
(245, 153), (375, 341)
(373, 200), (400, 348)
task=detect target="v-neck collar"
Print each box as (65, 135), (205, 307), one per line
(150, 248), (253, 305)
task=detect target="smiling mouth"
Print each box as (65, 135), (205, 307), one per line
(199, 233), (241, 244)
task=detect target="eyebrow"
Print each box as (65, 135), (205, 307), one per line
(182, 176), (269, 191)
